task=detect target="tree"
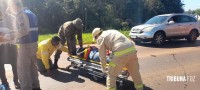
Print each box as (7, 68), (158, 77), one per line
(145, 0), (184, 19)
(16, 0), (184, 33)
(194, 9), (200, 15)
(185, 9), (195, 14)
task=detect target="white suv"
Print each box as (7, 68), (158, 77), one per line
(129, 14), (200, 45)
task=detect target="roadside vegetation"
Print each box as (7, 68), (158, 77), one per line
(0, 0), (184, 34)
(38, 30), (130, 44)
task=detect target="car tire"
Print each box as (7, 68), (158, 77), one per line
(152, 32), (165, 46)
(187, 30), (198, 42)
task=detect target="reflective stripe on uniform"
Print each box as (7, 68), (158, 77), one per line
(41, 52), (48, 55)
(108, 87), (116, 90)
(16, 44), (20, 49)
(29, 28), (38, 31)
(135, 84), (143, 89)
(108, 61), (116, 67)
(114, 46), (136, 57)
(108, 47), (136, 67)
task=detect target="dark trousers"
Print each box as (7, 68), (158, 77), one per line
(0, 44), (18, 84)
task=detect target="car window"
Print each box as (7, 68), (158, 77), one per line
(170, 15), (181, 23)
(145, 16), (168, 24)
(170, 15), (196, 23)
(188, 16), (197, 22)
(180, 15), (192, 23)
(179, 15), (197, 23)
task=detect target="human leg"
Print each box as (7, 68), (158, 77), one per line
(106, 54), (130, 90)
(31, 58), (40, 89)
(17, 45), (33, 90)
(37, 59), (47, 72)
(8, 44), (20, 88)
(30, 43), (40, 89)
(0, 63), (8, 85)
(127, 52), (143, 90)
(10, 63), (20, 89)
(0, 45), (8, 86)
(53, 36), (66, 69)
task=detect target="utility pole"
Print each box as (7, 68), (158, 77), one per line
(137, 0), (143, 24)
(84, 8), (87, 31)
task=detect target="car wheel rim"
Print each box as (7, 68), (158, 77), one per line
(191, 32), (197, 40)
(156, 35), (163, 44)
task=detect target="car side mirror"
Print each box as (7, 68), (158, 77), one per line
(168, 21), (174, 24)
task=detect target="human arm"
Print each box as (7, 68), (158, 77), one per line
(77, 30), (83, 48)
(12, 13), (30, 39)
(98, 38), (107, 72)
(58, 43), (68, 52)
(41, 46), (51, 70)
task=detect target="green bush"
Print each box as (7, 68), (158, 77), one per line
(38, 31), (130, 44)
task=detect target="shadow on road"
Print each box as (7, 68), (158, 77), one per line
(74, 69), (153, 90)
(137, 39), (200, 48)
(39, 68), (85, 83)
(121, 80), (153, 90)
(88, 78), (153, 90)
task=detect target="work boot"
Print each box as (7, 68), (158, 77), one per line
(52, 64), (58, 70)
(14, 80), (20, 89)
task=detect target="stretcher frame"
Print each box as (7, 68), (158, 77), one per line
(67, 56), (129, 87)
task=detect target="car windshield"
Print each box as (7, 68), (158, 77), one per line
(145, 16), (169, 24)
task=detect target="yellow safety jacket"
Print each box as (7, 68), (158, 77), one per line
(36, 39), (68, 69)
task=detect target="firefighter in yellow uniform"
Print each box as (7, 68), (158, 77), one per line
(36, 36), (68, 76)
(92, 28), (143, 90)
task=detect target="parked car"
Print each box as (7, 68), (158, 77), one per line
(129, 13), (200, 45)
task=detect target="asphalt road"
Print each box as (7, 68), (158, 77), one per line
(2, 38), (200, 90)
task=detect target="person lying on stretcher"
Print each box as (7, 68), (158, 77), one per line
(76, 46), (111, 62)
(68, 46), (128, 72)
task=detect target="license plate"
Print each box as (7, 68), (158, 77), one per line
(131, 35), (137, 38)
